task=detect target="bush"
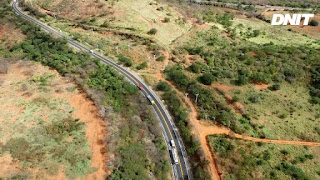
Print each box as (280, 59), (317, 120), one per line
(148, 28), (158, 35)
(136, 62), (147, 70)
(310, 19), (319, 26)
(250, 72), (271, 84)
(199, 73), (216, 85)
(249, 95), (262, 103)
(269, 84), (280, 91)
(276, 162), (310, 180)
(252, 30), (260, 37)
(101, 20), (110, 27)
(117, 55), (133, 67)
(280, 149), (289, 155)
(217, 13), (234, 27)
(156, 81), (171, 91)
(156, 56), (166, 62)
(164, 17), (170, 23)
(237, 75), (249, 85)
(231, 96), (239, 103)
(189, 62), (202, 73)
(212, 136), (235, 157)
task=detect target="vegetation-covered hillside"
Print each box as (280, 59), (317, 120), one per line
(0, 0), (171, 179)
(5, 0), (320, 179)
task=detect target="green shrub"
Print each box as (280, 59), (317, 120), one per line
(252, 30), (260, 37)
(148, 28), (158, 35)
(199, 72), (216, 85)
(217, 13), (234, 27)
(189, 62), (202, 73)
(156, 56), (166, 62)
(117, 55), (133, 67)
(101, 20), (110, 27)
(237, 75), (249, 85)
(231, 96), (239, 103)
(269, 84), (281, 91)
(164, 17), (170, 23)
(249, 95), (261, 103)
(156, 81), (171, 91)
(276, 162), (310, 180)
(212, 136), (235, 157)
(136, 62), (147, 70)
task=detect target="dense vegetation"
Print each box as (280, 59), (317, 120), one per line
(7, 0), (320, 178)
(176, 23), (320, 105)
(310, 64), (320, 104)
(164, 65), (262, 137)
(181, 26), (319, 86)
(208, 135), (320, 180)
(0, 0), (171, 178)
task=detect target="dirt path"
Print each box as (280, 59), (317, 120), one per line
(139, 15), (153, 29)
(68, 93), (107, 179)
(156, 74), (320, 180)
(211, 83), (246, 115)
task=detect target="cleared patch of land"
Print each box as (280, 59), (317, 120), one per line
(0, 60), (106, 179)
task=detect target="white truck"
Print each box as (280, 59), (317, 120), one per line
(170, 149), (179, 165)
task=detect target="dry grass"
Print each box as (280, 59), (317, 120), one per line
(0, 60), (106, 179)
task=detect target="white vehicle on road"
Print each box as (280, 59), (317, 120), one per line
(170, 149), (179, 165)
(170, 140), (175, 148)
(146, 95), (155, 104)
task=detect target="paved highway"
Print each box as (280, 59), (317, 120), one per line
(12, 0), (190, 179)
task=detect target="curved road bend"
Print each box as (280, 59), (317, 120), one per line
(12, 0), (190, 179)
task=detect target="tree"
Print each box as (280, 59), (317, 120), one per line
(237, 75), (248, 85)
(148, 28), (158, 35)
(156, 81), (171, 91)
(199, 73), (216, 85)
(189, 62), (202, 73)
(310, 19), (319, 26)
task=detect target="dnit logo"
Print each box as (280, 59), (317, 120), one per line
(271, 14), (314, 25)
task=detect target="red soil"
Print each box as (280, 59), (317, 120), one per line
(253, 83), (269, 90)
(68, 93), (107, 179)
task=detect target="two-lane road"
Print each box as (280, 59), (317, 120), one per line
(12, 0), (190, 179)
